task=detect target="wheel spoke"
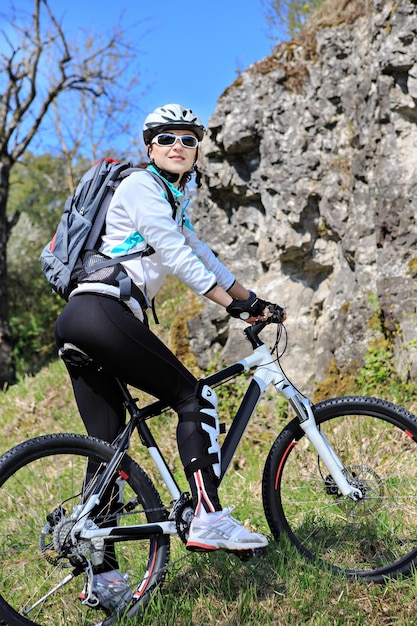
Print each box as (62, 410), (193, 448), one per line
(0, 434), (169, 625)
(263, 397), (417, 580)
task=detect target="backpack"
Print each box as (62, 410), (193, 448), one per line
(40, 157), (177, 302)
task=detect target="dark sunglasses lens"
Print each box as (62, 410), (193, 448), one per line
(181, 136), (198, 148)
(157, 134), (176, 146)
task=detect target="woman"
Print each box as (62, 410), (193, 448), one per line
(55, 104), (280, 610)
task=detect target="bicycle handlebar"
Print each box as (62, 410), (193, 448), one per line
(243, 303), (285, 348)
(267, 303), (285, 324)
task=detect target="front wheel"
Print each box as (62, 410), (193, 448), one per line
(0, 433), (170, 625)
(262, 396), (417, 582)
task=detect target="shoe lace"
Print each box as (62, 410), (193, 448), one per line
(222, 506), (244, 526)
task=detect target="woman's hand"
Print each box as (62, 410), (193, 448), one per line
(226, 291), (269, 321)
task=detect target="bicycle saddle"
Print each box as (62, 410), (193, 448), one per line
(58, 342), (94, 367)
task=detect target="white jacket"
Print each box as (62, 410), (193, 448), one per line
(70, 166), (235, 318)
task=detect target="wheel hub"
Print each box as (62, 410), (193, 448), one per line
(40, 513), (93, 566)
(325, 464), (384, 517)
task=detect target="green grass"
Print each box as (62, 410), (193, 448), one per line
(2, 374), (417, 626)
(2, 279), (417, 624)
(135, 533), (417, 625)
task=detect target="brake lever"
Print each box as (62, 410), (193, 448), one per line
(268, 303), (285, 324)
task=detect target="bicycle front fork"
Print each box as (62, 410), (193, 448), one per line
(278, 385), (363, 501)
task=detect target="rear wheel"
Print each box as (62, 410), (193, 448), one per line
(263, 396), (417, 582)
(0, 433), (170, 625)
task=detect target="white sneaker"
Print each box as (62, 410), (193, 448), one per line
(186, 506), (268, 552)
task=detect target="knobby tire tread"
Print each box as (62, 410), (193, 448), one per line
(0, 433), (170, 625)
(262, 396), (417, 582)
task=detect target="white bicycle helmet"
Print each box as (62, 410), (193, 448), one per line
(143, 104), (206, 145)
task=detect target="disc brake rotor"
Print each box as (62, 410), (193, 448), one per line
(325, 464), (384, 518)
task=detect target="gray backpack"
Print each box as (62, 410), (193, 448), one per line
(40, 158), (176, 302)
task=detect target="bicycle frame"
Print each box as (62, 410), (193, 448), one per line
(74, 321), (362, 547)
(10, 313), (417, 622)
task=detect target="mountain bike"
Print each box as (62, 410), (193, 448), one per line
(1, 304), (417, 625)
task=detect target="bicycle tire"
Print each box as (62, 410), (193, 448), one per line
(262, 395), (417, 582)
(0, 433), (170, 625)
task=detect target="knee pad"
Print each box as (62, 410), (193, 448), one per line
(177, 384), (221, 479)
(199, 385), (220, 479)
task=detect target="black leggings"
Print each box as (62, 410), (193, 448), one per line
(55, 293), (221, 512)
(55, 293), (198, 438)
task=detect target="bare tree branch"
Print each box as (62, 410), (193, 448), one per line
(0, 0), (142, 162)
(0, 0), (146, 387)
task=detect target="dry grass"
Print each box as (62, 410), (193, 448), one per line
(251, 0), (372, 94)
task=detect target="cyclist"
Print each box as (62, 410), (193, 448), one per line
(55, 103), (280, 610)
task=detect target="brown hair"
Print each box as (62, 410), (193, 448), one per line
(178, 165), (202, 191)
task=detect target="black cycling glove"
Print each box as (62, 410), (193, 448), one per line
(226, 291), (269, 320)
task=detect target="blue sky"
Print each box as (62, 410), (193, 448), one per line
(39, 0), (281, 127)
(1, 1), (285, 154)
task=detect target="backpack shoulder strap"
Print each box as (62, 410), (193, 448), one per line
(144, 169), (178, 218)
(85, 161), (133, 251)
(83, 167), (180, 271)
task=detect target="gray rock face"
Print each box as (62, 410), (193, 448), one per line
(189, 0), (417, 392)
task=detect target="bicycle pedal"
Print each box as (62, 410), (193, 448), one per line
(227, 547), (266, 561)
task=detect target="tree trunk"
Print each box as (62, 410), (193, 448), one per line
(0, 159), (15, 389)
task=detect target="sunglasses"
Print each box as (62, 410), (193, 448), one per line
(152, 133), (199, 149)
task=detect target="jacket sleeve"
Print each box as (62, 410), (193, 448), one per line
(181, 214), (235, 291)
(116, 172), (225, 296)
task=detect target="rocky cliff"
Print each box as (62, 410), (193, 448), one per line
(189, 0), (417, 393)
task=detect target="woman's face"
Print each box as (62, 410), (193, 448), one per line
(148, 129), (198, 182)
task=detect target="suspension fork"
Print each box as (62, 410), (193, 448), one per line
(277, 382), (363, 500)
